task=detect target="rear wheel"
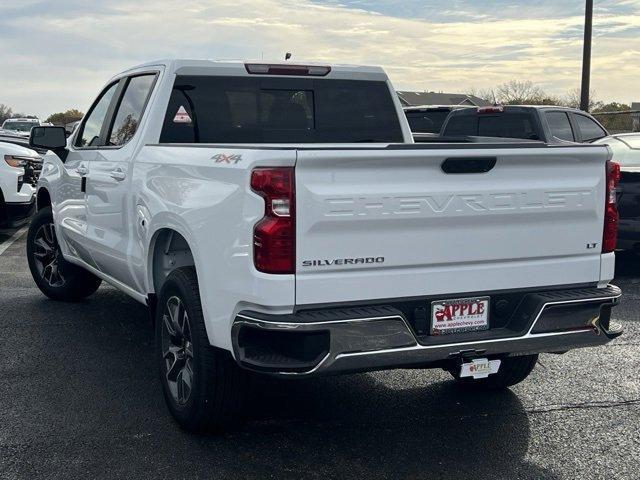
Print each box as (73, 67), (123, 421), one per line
(156, 267), (248, 433)
(450, 354), (538, 389)
(26, 207), (102, 301)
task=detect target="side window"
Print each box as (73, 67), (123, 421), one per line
(76, 82), (119, 147)
(546, 112), (574, 141)
(108, 74), (156, 146)
(574, 114), (606, 142)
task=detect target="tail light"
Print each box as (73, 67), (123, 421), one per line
(251, 167), (295, 274)
(602, 160), (621, 253)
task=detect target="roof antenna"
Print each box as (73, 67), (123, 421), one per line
(285, 52), (292, 61)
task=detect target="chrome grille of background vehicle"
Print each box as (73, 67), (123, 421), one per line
(18, 157), (43, 191)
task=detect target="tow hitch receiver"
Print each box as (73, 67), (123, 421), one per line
(459, 358), (501, 380)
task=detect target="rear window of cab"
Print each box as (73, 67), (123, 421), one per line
(443, 112), (541, 140)
(159, 75), (404, 144)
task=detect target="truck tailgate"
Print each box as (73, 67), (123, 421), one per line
(295, 145), (609, 305)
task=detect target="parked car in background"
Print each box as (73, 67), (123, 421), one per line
(0, 141), (41, 228)
(403, 105), (470, 134)
(440, 105), (608, 144)
(594, 133), (640, 251)
(1, 118), (42, 137)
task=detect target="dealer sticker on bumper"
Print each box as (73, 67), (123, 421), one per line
(431, 296), (490, 335)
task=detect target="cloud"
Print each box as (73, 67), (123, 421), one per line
(1, 0), (639, 118)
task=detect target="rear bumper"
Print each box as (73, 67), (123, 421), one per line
(231, 285), (622, 376)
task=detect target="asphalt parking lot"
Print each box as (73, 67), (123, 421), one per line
(0, 227), (638, 480)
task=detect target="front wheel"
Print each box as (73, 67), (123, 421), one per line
(156, 267), (248, 433)
(450, 354), (538, 389)
(26, 207), (102, 301)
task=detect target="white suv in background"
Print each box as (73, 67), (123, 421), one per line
(1, 118), (42, 138)
(0, 141), (41, 228)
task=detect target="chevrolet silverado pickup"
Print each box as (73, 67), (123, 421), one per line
(27, 59), (622, 432)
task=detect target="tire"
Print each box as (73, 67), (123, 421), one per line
(450, 354), (538, 390)
(156, 267), (248, 433)
(26, 207), (102, 301)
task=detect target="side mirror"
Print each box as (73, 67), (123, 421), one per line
(30, 126), (67, 151)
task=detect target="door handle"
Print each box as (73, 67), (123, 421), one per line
(76, 165), (89, 175)
(441, 157), (497, 174)
(110, 169), (127, 181)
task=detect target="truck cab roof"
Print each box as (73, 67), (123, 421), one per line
(449, 105), (587, 114)
(113, 59), (389, 82)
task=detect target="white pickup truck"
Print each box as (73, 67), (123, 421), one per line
(27, 59), (622, 432)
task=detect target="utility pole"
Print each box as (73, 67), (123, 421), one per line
(580, 0), (594, 111)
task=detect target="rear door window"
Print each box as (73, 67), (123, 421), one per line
(107, 74), (156, 146)
(546, 111), (575, 141)
(574, 114), (606, 142)
(478, 113), (539, 140)
(159, 76), (403, 143)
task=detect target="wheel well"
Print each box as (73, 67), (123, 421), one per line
(151, 229), (195, 296)
(36, 188), (51, 211)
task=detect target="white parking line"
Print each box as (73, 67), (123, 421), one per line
(0, 226), (28, 257)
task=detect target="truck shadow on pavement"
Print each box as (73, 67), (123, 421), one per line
(240, 376), (557, 480)
(8, 286), (557, 480)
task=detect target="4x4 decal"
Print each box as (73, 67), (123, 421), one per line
(212, 153), (242, 164)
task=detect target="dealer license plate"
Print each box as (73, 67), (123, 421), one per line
(430, 296), (490, 335)
(459, 358), (501, 379)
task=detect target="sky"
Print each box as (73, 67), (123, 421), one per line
(1, 0), (639, 118)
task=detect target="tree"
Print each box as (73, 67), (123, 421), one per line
(592, 102), (630, 113)
(560, 88), (601, 111)
(470, 81), (560, 106)
(0, 104), (14, 124)
(468, 87), (497, 105)
(494, 80), (557, 105)
(45, 109), (84, 126)
(592, 102), (633, 133)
